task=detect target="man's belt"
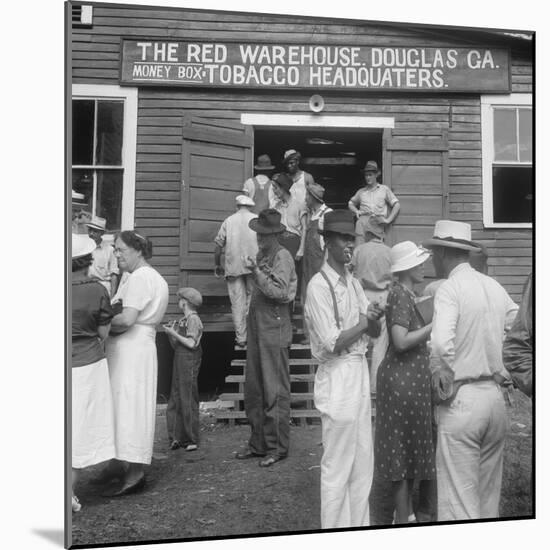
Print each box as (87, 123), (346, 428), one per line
(454, 374), (496, 387)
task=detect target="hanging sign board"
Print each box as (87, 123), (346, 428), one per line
(120, 40), (510, 92)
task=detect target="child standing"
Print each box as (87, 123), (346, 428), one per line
(163, 287), (203, 451)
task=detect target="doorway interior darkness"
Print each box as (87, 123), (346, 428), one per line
(253, 128), (383, 209)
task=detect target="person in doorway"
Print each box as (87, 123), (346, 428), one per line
(304, 210), (384, 529)
(163, 287), (204, 452)
(424, 220), (518, 521)
(282, 149), (314, 209)
(86, 215), (119, 297)
(235, 209), (297, 467)
(351, 218), (392, 393)
(299, 182), (332, 302)
(213, 195), (258, 348)
(374, 241), (435, 525)
(71, 233), (116, 513)
(93, 231), (169, 496)
(270, 172), (307, 260)
(242, 154), (276, 214)
(348, 160), (400, 246)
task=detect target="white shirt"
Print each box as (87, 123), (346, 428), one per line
(112, 265), (169, 326)
(214, 209), (258, 277)
(430, 263), (518, 381)
(304, 261), (370, 364)
(88, 240), (119, 283)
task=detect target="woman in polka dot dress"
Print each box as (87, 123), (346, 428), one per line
(374, 241), (435, 524)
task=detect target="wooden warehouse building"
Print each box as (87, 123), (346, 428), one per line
(68, 2), (533, 398)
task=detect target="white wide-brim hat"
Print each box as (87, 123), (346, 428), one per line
(390, 241), (431, 273)
(423, 220), (480, 252)
(85, 215), (107, 231)
(236, 194), (255, 207)
(72, 233), (96, 259)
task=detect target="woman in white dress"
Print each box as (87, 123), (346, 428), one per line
(95, 230), (169, 496)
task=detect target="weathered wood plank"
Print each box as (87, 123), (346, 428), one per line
(137, 191), (181, 200)
(135, 208), (181, 219)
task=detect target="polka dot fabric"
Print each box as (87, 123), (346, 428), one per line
(374, 282), (435, 482)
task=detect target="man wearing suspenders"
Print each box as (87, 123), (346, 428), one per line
(242, 154), (275, 214)
(304, 210), (384, 529)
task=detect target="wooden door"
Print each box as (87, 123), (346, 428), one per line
(383, 127), (449, 247)
(180, 115), (253, 296)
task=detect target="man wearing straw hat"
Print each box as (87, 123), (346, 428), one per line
(213, 195), (259, 348)
(424, 220), (518, 521)
(348, 160), (400, 246)
(86, 215), (119, 297)
(242, 154), (276, 214)
(235, 209), (297, 467)
(304, 210), (384, 528)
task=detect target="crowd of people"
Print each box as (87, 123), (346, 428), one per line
(71, 151), (533, 530)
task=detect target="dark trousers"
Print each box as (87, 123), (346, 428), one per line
(166, 346), (202, 445)
(245, 295), (292, 457)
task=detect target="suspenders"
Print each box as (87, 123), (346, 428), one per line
(319, 270), (342, 329)
(319, 270), (365, 356)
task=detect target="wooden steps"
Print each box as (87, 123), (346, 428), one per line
(215, 302), (376, 426)
(216, 330), (321, 425)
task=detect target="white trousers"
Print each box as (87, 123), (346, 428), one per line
(226, 275), (254, 344)
(314, 354), (374, 529)
(436, 381), (509, 521)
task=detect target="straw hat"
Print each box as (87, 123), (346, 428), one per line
(390, 241), (431, 273)
(72, 233), (97, 259)
(236, 194), (255, 207)
(422, 220), (480, 252)
(86, 215), (107, 231)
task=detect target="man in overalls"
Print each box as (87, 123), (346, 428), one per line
(242, 154), (275, 214)
(304, 210), (384, 528)
(235, 209), (297, 467)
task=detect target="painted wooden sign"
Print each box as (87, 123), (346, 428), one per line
(120, 40), (510, 92)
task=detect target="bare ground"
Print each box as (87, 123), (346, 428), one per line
(70, 389), (532, 547)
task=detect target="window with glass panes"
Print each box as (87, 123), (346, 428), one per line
(72, 99), (124, 230)
(491, 105), (532, 224)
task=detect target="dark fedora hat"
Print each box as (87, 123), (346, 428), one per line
(249, 208), (286, 234)
(272, 172), (293, 195)
(254, 154), (275, 171)
(319, 210), (356, 238)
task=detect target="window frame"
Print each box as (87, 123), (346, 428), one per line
(71, 84), (137, 230)
(481, 93), (532, 229)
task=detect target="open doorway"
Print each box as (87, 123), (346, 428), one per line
(254, 128), (384, 209)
